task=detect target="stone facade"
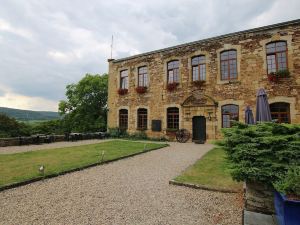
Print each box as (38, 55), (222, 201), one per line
(107, 19), (300, 141)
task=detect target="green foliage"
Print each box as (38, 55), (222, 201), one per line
(59, 73), (108, 132)
(273, 166), (300, 196)
(108, 127), (128, 138)
(30, 120), (65, 135)
(217, 122), (300, 186)
(127, 131), (148, 140)
(0, 113), (31, 137)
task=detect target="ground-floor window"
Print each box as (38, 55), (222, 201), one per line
(270, 102), (290, 123)
(119, 109), (128, 130)
(167, 107), (179, 129)
(222, 104), (239, 128)
(137, 108), (148, 130)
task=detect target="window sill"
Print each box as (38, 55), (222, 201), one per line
(217, 79), (241, 85)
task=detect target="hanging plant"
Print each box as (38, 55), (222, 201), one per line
(117, 88), (128, 95)
(268, 69), (290, 82)
(135, 86), (147, 94)
(166, 82), (178, 92)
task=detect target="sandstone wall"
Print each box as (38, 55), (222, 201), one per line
(108, 22), (300, 140)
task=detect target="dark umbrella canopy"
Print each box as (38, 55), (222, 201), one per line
(256, 88), (272, 122)
(245, 106), (255, 124)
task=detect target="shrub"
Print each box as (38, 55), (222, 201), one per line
(127, 131), (148, 140)
(108, 127), (128, 138)
(217, 122), (300, 185)
(273, 166), (300, 198)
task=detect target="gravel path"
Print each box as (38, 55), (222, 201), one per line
(0, 139), (111, 154)
(0, 142), (242, 225)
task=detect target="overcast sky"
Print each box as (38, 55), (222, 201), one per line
(0, 0), (299, 111)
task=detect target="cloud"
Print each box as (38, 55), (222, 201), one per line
(0, 18), (33, 40)
(0, 0), (299, 111)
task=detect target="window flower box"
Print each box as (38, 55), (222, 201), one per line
(135, 86), (147, 94)
(192, 80), (206, 87)
(268, 70), (290, 82)
(118, 88), (128, 95)
(166, 82), (179, 92)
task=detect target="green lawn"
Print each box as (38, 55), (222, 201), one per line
(174, 147), (242, 191)
(0, 140), (168, 187)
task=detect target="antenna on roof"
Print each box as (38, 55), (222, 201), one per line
(110, 35), (113, 59)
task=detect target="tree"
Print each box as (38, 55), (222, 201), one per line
(0, 113), (31, 137)
(59, 73), (108, 132)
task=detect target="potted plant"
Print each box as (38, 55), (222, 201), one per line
(135, 86), (147, 94)
(192, 80), (206, 87)
(273, 166), (300, 225)
(166, 82), (178, 92)
(117, 88), (128, 95)
(268, 72), (279, 82)
(268, 69), (290, 82)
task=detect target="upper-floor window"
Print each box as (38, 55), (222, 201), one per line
(222, 104), (239, 128)
(220, 50), (237, 80)
(192, 56), (206, 81)
(167, 60), (179, 84)
(266, 41), (288, 74)
(167, 107), (179, 129)
(137, 108), (148, 130)
(270, 102), (290, 123)
(138, 66), (148, 87)
(119, 109), (128, 130)
(120, 70), (128, 89)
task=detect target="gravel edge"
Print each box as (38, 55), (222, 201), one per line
(0, 144), (168, 192)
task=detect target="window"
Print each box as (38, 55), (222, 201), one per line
(119, 109), (128, 130)
(192, 56), (206, 81)
(270, 102), (290, 123)
(138, 66), (148, 87)
(266, 41), (288, 74)
(137, 108), (147, 130)
(167, 60), (179, 84)
(120, 70), (128, 89)
(167, 107), (179, 129)
(222, 104), (239, 128)
(220, 50), (237, 80)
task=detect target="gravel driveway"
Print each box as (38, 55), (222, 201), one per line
(0, 142), (242, 225)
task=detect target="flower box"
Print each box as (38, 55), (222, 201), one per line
(166, 82), (178, 92)
(268, 70), (290, 82)
(192, 80), (206, 87)
(117, 88), (128, 95)
(274, 191), (300, 225)
(135, 86), (147, 94)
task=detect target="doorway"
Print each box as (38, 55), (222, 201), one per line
(192, 116), (206, 143)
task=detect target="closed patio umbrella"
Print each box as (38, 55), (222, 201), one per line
(245, 106), (255, 124)
(256, 88), (272, 122)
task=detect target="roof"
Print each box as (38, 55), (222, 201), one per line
(113, 19), (300, 63)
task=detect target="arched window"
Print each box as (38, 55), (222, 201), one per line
(119, 109), (128, 130)
(167, 107), (179, 129)
(120, 70), (128, 89)
(222, 104), (239, 128)
(167, 60), (179, 84)
(192, 56), (206, 81)
(220, 50), (237, 80)
(270, 102), (290, 123)
(266, 41), (288, 74)
(137, 108), (148, 130)
(138, 66), (148, 87)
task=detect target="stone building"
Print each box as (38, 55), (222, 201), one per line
(107, 19), (300, 141)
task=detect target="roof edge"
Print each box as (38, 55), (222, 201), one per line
(113, 19), (300, 63)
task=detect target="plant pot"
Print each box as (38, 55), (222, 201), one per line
(274, 190), (300, 225)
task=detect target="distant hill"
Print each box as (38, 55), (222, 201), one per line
(0, 107), (60, 121)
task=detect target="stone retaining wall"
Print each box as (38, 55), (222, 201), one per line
(245, 181), (275, 214)
(0, 135), (65, 147)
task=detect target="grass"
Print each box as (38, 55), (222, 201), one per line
(174, 147), (242, 191)
(0, 140), (168, 187)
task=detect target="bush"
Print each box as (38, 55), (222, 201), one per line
(127, 131), (148, 140)
(273, 166), (300, 197)
(217, 122), (300, 185)
(108, 127), (128, 138)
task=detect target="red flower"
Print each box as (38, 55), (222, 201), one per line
(166, 82), (178, 92)
(135, 86), (147, 94)
(118, 88), (128, 95)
